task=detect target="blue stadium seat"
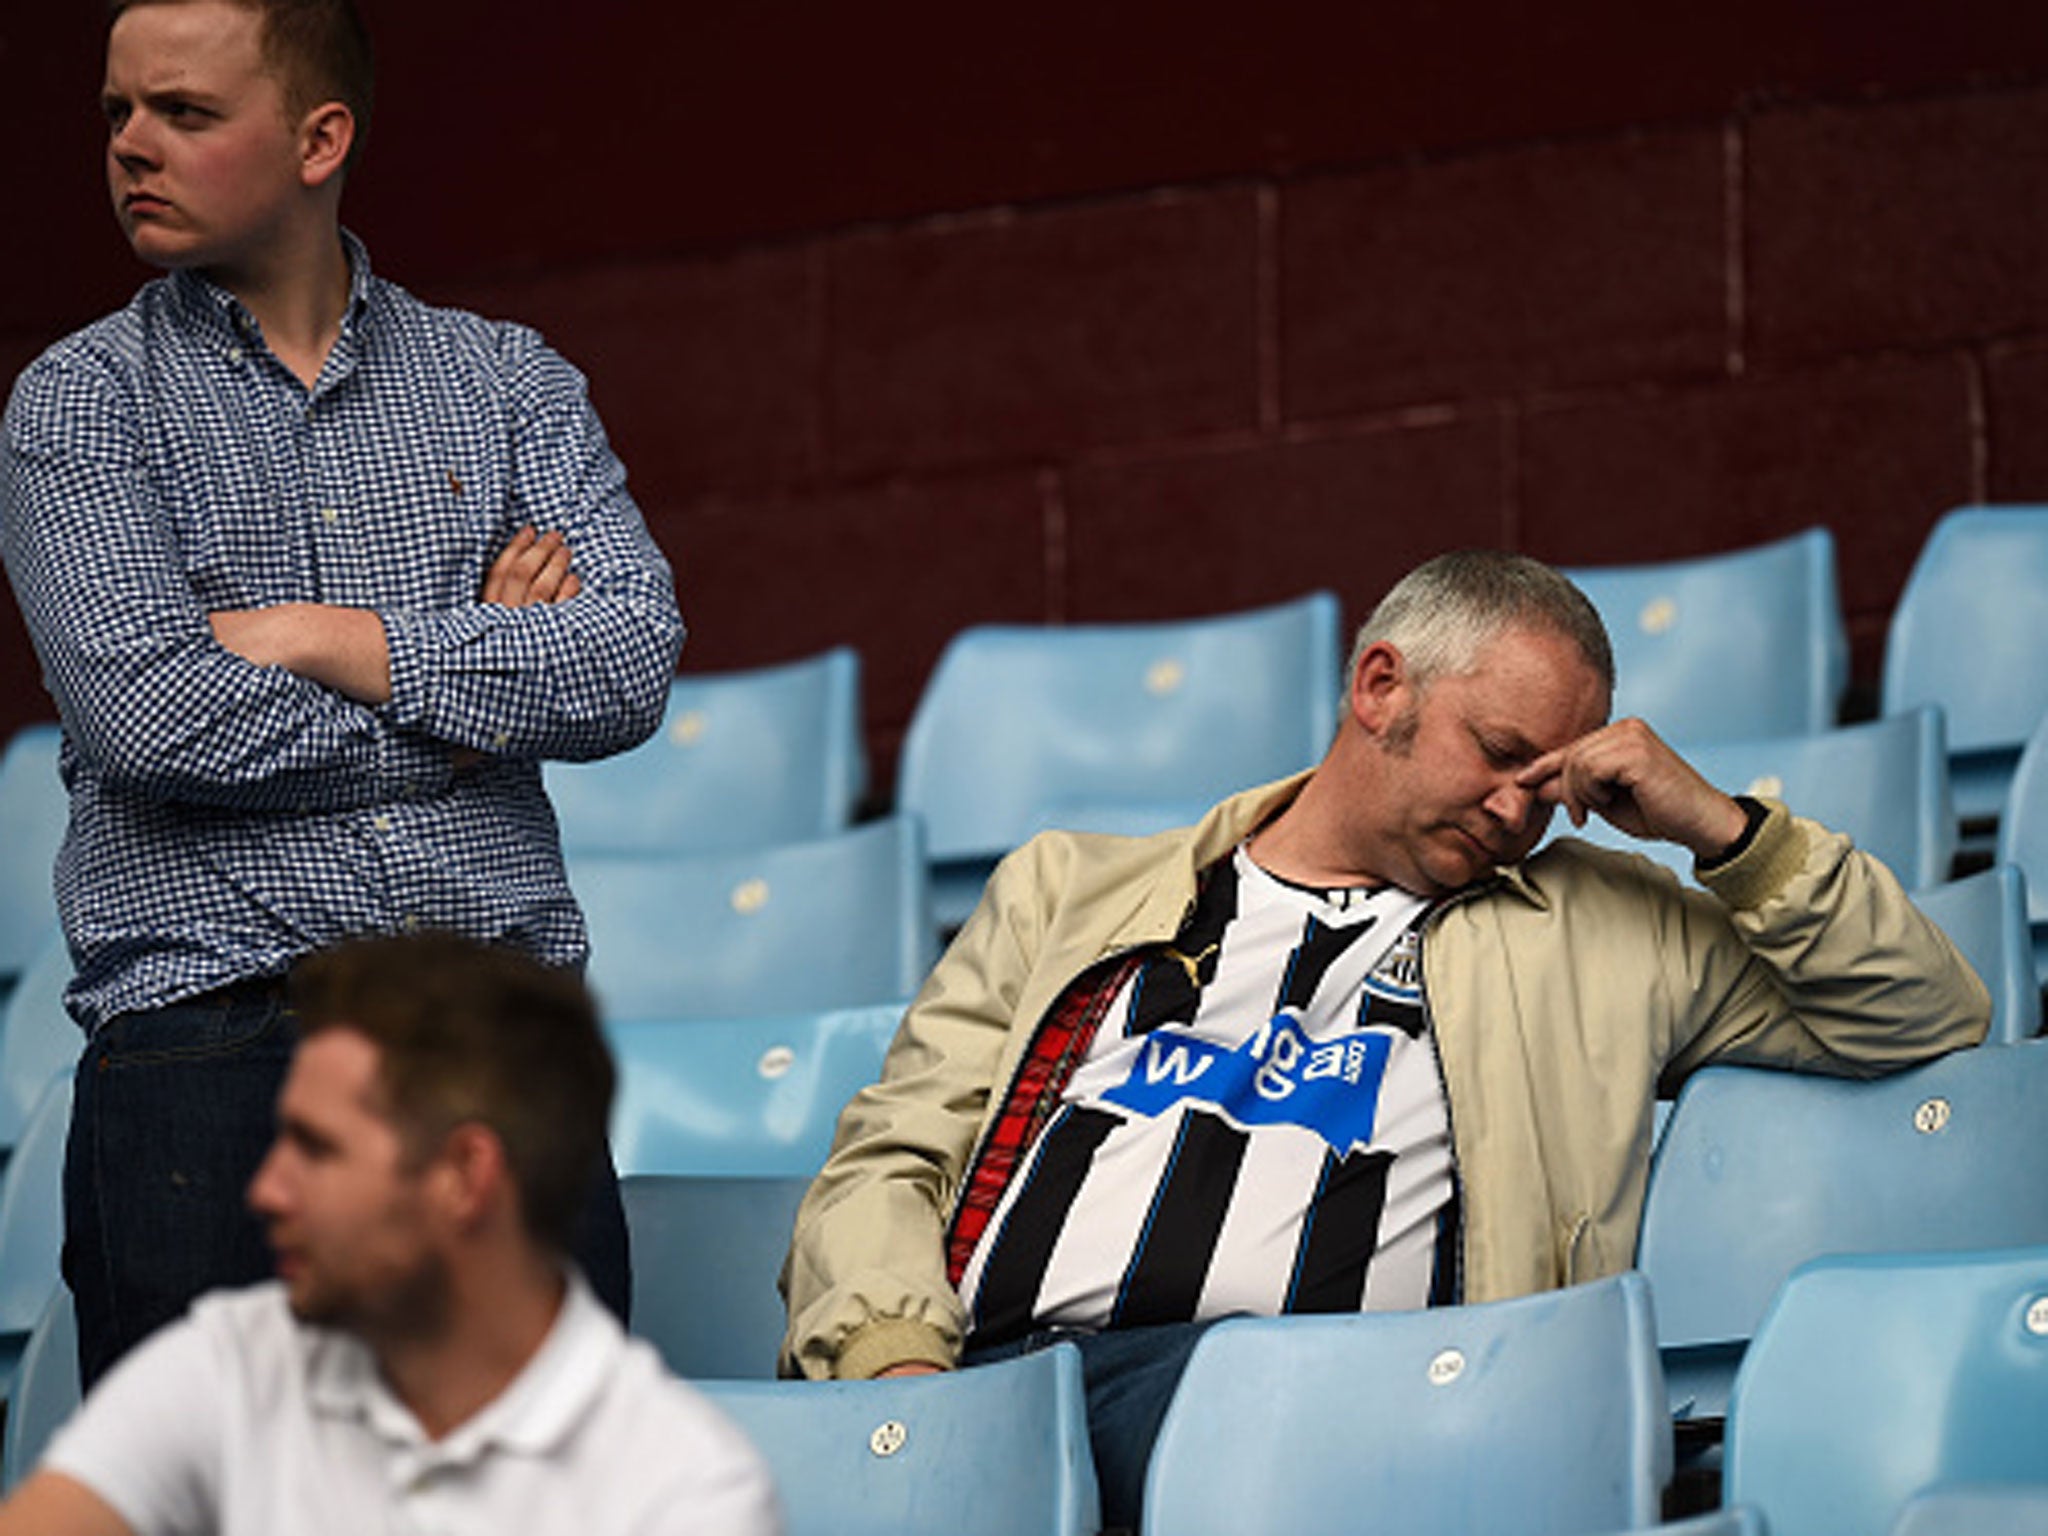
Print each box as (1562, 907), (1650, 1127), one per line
(1726, 1247), (2048, 1536)
(0, 1075), (71, 1396)
(0, 929), (80, 1164)
(1587, 1512), (1765, 1536)
(570, 817), (934, 1023)
(897, 592), (1342, 927)
(0, 726), (66, 990)
(1, 1285), (76, 1491)
(1890, 1484), (2048, 1536)
(1883, 505), (2048, 832)
(699, 1344), (1099, 1536)
(545, 647), (865, 856)
(608, 1003), (901, 1177)
(1996, 711), (2048, 982)
(1543, 707), (1955, 889)
(1141, 1273), (1670, 1536)
(1638, 1040), (2048, 1426)
(1912, 866), (2040, 1043)
(620, 1173), (809, 1381)
(1564, 528), (1847, 745)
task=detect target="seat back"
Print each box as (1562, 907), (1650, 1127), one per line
(0, 929), (81, 1153)
(609, 1003), (901, 1177)
(571, 817), (933, 1023)
(1883, 506), (2048, 823)
(620, 1173), (810, 1380)
(545, 648), (865, 856)
(699, 1345), (1099, 1536)
(0, 1075), (71, 1338)
(1996, 712), (2048, 982)
(1564, 528), (1847, 744)
(1726, 1247), (2048, 1536)
(898, 592), (1341, 867)
(1890, 1484), (2048, 1536)
(1, 1285), (77, 1491)
(1544, 708), (1955, 888)
(1638, 1042), (2048, 1417)
(1141, 1273), (1670, 1536)
(1584, 1513), (1766, 1536)
(0, 726), (65, 983)
(1912, 866), (2040, 1043)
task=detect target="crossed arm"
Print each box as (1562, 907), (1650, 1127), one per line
(3, 336), (680, 812)
(207, 526), (581, 707)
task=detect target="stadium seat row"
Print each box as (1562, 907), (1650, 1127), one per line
(8, 1242), (2046, 1536)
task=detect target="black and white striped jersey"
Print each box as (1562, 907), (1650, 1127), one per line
(959, 847), (1455, 1344)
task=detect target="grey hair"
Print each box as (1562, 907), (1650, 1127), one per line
(1348, 550), (1616, 699)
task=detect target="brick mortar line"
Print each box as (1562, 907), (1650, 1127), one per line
(1724, 119), (1747, 379)
(1040, 466), (1070, 625)
(1256, 183), (1282, 435)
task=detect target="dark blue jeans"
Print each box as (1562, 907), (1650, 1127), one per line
(64, 982), (631, 1390)
(965, 1320), (1216, 1535)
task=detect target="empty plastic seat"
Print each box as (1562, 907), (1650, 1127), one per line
(1912, 866), (2040, 1043)
(1996, 711), (2048, 981)
(0, 928), (80, 1162)
(898, 593), (1342, 926)
(570, 817), (934, 1023)
(1564, 528), (1847, 745)
(699, 1344), (1098, 1536)
(608, 1003), (901, 1178)
(0, 1075), (72, 1394)
(0, 725), (66, 989)
(545, 647), (866, 857)
(1141, 1272), (1670, 1536)
(1726, 1247), (2048, 1536)
(1, 1285), (76, 1490)
(1586, 1512), (1765, 1536)
(1891, 1484), (2048, 1536)
(620, 1173), (810, 1381)
(1638, 1040), (2048, 1425)
(1545, 707), (1955, 888)
(1883, 505), (2048, 828)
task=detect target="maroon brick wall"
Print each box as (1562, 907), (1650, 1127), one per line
(4, 5), (2046, 787)
(434, 83), (2048, 775)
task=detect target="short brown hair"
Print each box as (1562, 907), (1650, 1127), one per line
(289, 933), (615, 1254)
(110, 0), (375, 172)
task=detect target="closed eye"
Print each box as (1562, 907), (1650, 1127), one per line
(1474, 730), (1537, 770)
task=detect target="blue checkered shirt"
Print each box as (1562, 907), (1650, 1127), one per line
(0, 233), (684, 1028)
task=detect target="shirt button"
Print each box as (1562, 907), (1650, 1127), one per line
(490, 731), (510, 750)
(372, 814), (393, 833)
(320, 507), (341, 524)
(400, 915), (421, 934)
(226, 346), (244, 365)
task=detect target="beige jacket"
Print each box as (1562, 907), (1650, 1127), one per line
(781, 774), (1990, 1381)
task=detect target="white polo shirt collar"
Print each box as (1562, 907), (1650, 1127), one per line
(302, 1269), (620, 1469)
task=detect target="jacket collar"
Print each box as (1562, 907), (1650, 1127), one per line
(1117, 769), (1550, 947)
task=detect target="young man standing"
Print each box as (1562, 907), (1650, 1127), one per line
(0, 934), (781, 1535)
(0, 0), (682, 1385)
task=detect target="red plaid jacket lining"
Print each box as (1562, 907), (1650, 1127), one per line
(943, 954), (1145, 1288)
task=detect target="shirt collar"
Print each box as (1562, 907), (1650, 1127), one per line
(163, 227), (376, 360)
(304, 1268), (624, 1464)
